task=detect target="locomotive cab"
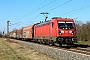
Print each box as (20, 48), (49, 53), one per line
(57, 21), (77, 45)
(58, 21), (75, 36)
(51, 17), (77, 45)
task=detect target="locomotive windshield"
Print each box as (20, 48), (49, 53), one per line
(58, 21), (74, 29)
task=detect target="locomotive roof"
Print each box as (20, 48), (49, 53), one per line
(36, 17), (74, 26)
(52, 17), (74, 21)
(36, 21), (50, 26)
(52, 17), (73, 19)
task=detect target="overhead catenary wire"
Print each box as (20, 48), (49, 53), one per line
(14, 0), (57, 26)
(47, 0), (73, 12)
(45, 0), (62, 10)
(17, 0), (75, 26)
(63, 5), (90, 16)
(13, 0), (48, 27)
(16, 0), (57, 21)
(26, 0), (90, 24)
(13, 0), (90, 29)
(22, 1), (90, 28)
(14, 0), (48, 21)
(59, 0), (90, 16)
(29, 0), (73, 21)
(22, 0), (48, 17)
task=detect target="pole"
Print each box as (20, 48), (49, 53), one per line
(7, 20), (10, 34)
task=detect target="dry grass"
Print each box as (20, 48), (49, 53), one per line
(0, 38), (28, 60)
(0, 38), (59, 60)
(78, 40), (90, 45)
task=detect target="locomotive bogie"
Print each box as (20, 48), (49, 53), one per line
(56, 37), (77, 45)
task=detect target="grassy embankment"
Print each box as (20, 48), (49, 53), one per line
(0, 38), (58, 60)
(0, 38), (30, 60)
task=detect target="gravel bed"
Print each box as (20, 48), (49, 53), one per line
(8, 39), (90, 60)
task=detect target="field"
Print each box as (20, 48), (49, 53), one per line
(0, 38), (58, 60)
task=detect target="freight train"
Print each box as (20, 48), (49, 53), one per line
(7, 17), (77, 46)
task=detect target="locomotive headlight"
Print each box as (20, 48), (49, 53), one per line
(61, 30), (64, 33)
(58, 30), (64, 35)
(58, 30), (62, 35)
(72, 31), (74, 34)
(72, 33), (73, 34)
(69, 31), (72, 33)
(69, 31), (74, 34)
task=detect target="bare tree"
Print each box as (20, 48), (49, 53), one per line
(76, 20), (90, 42)
(75, 20), (82, 41)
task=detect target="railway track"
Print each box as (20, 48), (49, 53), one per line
(7, 38), (90, 55)
(44, 43), (90, 55)
(30, 40), (90, 55)
(6, 38), (90, 60)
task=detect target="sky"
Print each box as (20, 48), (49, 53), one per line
(0, 0), (90, 33)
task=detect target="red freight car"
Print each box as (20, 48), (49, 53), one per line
(23, 25), (34, 40)
(34, 17), (77, 46)
(17, 28), (23, 39)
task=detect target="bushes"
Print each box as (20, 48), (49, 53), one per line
(76, 21), (90, 41)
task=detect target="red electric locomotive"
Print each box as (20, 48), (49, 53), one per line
(34, 17), (77, 46)
(7, 17), (77, 46)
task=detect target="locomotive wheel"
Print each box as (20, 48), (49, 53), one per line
(38, 39), (42, 44)
(59, 42), (62, 47)
(49, 40), (55, 46)
(46, 40), (49, 45)
(59, 44), (62, 47)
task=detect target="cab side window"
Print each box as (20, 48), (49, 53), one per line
(52, 22), (54, 28)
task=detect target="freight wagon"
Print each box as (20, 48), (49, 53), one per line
(17, 28), (23, 39)
(23, 25), (34, 40)
(9, 30), (17, 39)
